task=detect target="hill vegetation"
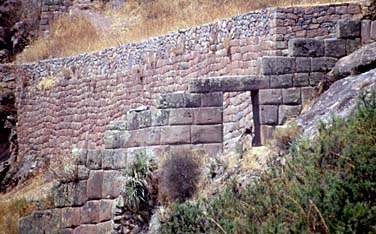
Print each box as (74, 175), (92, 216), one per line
(17, 0), (356, 63)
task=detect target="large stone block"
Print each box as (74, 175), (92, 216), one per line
(311, 57), (337, 72)
(121, 130), (142, 148)
(138, 110), (152, 128)
(201, 92), (223, 107)
(104, 130), (122, 149)
(73, 180), (88, 206)
(61, 207), (81, 228)
(31, 209), (62, 234)
(361, 20), (372, 44)
(324, 39), (346, 58)
(19, 215), (33, 234)
(87, 170), (103, 200)
(96, 221), (113, 234)
(160, 126), (191, 144)
(270, 74), (293, 88)
(99, 200), (113, 222)
(296, 57), (311, 72)
(282, 88), (301, 105)
(106, 120), (127, 131)
(278, 105), (302, 125)
(337, 20), (361, 39)
(81, 201), (100, 224)
(126, 111), (139, 130)
(191, 125), (223, 144)
(293, 73), (310, 87)
(86, 150), (102, 170)
(184, 93), (202, 107)
(169, 108), (194, 125)
(260, 125), (275, 145)
(73, 224), (97, 234)
(301, 87), (315, 105)
(192, 143), (223, 157)
(102, 149), (127, 170)
(346, 39), (361, 54)
(102, 170), (121, 199)
(151, 109), (169, 126)
(260, 105), (278, 125)
(309, 72), (326, 85)
(77, 165), (89, 180)
(259, 89), (282, 105)
(193, 107), (223, 125)
(157, 93), (185, 108)
(288, 38), (325, 57)
(258, 56), (296, 75)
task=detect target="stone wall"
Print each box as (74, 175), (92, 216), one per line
(8, 2), (363, 166)
(39, 0), (72, 35)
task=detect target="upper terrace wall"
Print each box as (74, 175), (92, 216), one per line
(6, 3), (362, 164)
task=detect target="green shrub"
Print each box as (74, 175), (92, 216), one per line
(158, 151), (201, 204)
(160, 89), (376, 234)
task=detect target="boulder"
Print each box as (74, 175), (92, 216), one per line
(329, 42), (376, 79)
(296, 68), (376, 138)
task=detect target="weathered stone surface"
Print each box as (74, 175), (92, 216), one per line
(73, 180), (87, 206)
(96, 221), (113, 234)
(191, 125), (223, 144)
(311, 57), (337, 72)
(126, 111), (139, 130)
(192, 143), (223, 156)
(260, 125), (275, 145)
(157, 93), (185, 108)
(337, 20), (361, 38)
(189, 76), (269, 93)
(282, 88), (301, 105)
(77, 165), (89, 180)
(86, 150), (102, 170)
(371, 21), (376, 40)
(121, 131), (142, 148)
(294, 73), (310, 87)
(361, 20), (372, 44)
(73, 224), (97, 234)
(102, 170), (121, 199)
(346, 39), (361, 54)
(301, 87), (315, 105)
(61, 207), (81, 228)
(259, 89), (283, 105)
(270, 74), (293, 88)
(151, 109), (169, 126)
(288, 38), (325, 57)
(309, 72), (326, 85)
(324, 39), (346, 58)
(104, 130), (122, 149)
(102, 149), (127, 170)
(330, 42), (376, 79)
(169, 108), (194, 125)
(296, 57), (311, 72)
(19, 215), (33, 234)
(81, 201), (100, 224)
(106, 120), (127, 131)
(31, 209), (62, 234)
(54, 183), (73, 208)
(193, 107), (223, 124)
(143, 127), (162, 146)
(279, 105), (302, 124)
(258, 56), (296, 75)
(260, 105), (278, 125)
(201, 92), (223, 107)
(87, 170), (103, 200)
(99, 200), (113, 222)
(59, 229), (74, 234)
(296, 68), (376, 138)
(184, 93), (202, 107)
(160, 126), (191, 144)
(138, 110), (152, 128)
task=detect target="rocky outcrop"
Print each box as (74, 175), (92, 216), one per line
(329, 42), (376, 79)
(296, 68), (376, 138)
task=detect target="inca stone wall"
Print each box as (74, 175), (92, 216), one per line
(7, 2), (363, 166)
(39, 0), (72, 35)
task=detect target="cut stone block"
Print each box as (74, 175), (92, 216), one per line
(278, 105), (302, 124)
(169, 108), (194, 125)
(54, 183), (73, 208)
(106, 120), (127, 131)
(191, 124), (223, 144)
(19, 215), (33, 234)
(258, 56), (296, 75)
(311, 57), (337, 72)
(309, 72), (326, 85)
(361, 20), (371, 44)
(324, 39), (346, 58)
(184, 93), (202, 107)
(59, 229), (74, 234)
(73, 224), (97, 234)
(104, 130), (122, 149)
(87, 170), (103, 200)
(201, 92), (223, 107)
(72, 180), (87, 206)
(270, 74), (293, 88)
(294, 73), (310, 87)
(86, 150), (102, 170)
(61, 207), (81, 228)
(138, 110), (152, 128)
(126, 111), (139, 130)
(151, 109), (169, 126)
(337, 20), (361, 39)
(346, 39), (361, 54)
(99, 200), (114, 222)
(301, 87), (315, 105)
(102, 170), (121, 199)
(96, 221), (113, 234)
(81, 201), (100, 224)
(288, 38), (325, 57)
(371, 21), (376, 40)
(261, 125), (275, 145)
(296, 57), (311, 72)
(260, 105), (278, 125)
(157, 93), (185, 108)
(193, 107), (223, 125)
(259, 89), (283, 105)
(282, 88), (301, 105)
(160, 126), (191, 144)
(77, 165), (89, 180)
(102, 149), (127, 170)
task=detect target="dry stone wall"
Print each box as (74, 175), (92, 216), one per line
(9, 2), (363, 167)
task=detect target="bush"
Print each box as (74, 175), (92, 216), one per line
(160, 89), (376, 233)
(158, 151), (201, 204)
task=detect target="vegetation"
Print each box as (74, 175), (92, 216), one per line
(17, 0), (356, 63)
(160, 89), (376, 233)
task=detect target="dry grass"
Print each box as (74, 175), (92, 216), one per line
(0, 176), (54, 234)
(17, 0), (356, 63)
